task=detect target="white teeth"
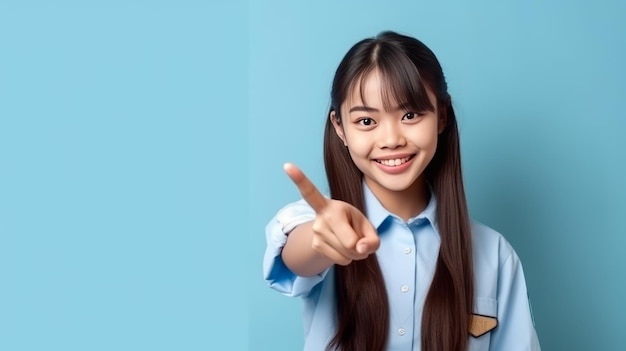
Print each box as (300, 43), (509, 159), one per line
(378, 156), (410, 166)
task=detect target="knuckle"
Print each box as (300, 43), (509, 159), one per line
(311, 238), (322, 251)
(318, 210), (333, 222)
(311, 222), (321, 233)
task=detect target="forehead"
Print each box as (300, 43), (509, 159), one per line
(347, 70), (386, 106)
(343, 69), (436, 112)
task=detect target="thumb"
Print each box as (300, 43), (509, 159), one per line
(355, 221), (380, 254)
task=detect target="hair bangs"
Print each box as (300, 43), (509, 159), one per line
(375, 46), (434, 113)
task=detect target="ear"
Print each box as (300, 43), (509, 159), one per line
(330, 110), (348, 146)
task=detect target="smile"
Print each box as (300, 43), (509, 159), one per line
(375, 155), (414, 167)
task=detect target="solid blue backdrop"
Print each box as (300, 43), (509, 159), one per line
(1, 1), (248, 350)
(250, 1), (626, 351)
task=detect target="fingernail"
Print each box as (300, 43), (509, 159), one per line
(357, 243), (367, 254)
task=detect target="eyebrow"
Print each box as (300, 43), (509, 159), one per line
(349, 105), (379, 113)
(348, 102), (410, 113)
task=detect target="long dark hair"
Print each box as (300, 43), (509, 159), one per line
(323, 31), (474, 351)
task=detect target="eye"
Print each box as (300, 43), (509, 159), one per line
(402, 112), (418, 120)
(402, 112), (425, 122)
(358, 118), (375, 126)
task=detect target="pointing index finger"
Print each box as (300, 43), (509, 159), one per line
(283, 163), (328, 213)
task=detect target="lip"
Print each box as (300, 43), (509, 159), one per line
(372, 154), (416, 174)
(374, 153), (414, 161)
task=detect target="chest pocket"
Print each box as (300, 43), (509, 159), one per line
(468, 297), (498, 351)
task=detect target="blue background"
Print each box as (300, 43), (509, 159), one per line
(250, 1), (626, 351)
(1, 1), (625, 351)
(1, 1), (248, 350)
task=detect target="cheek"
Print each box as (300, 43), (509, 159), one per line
(415, 120), (439, 149)
(343, 132), (371, 159)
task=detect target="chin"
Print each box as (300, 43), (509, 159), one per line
(374, 178), (419, 193)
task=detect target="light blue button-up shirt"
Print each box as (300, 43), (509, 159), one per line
(263, 184), (541, 351)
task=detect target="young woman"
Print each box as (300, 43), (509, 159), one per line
(263, 31), (541, 351)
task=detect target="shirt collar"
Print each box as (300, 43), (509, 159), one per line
(363, 180), (439, 232)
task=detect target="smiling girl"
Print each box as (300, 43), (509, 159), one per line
(263, 31), (541, 351)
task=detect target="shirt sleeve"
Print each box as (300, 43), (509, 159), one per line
(490, 249), (541, 351)
(262, 199), (330, 297)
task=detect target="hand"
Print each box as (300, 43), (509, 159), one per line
(283, 163), (380, 266)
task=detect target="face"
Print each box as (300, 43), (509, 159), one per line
(331, 69), (442, 203)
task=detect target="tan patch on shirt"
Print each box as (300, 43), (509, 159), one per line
(469, 314), (498, 338)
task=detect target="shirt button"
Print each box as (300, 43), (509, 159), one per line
(401, 285), (409, 293)
(397, 327), (406, 336)
(403, 247), (412, 254)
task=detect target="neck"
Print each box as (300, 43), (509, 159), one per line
(366, 177), (430, 222)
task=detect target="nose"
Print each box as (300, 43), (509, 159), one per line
(377, 122), (406, 149)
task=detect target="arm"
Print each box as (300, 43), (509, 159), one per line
(263, 200), (321, 297)
(282, 221), (335, 277)
(490, 250), (541, 351)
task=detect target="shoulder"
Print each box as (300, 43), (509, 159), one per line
(470, 220), (517, 268)
(469, 220), (527, 302)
